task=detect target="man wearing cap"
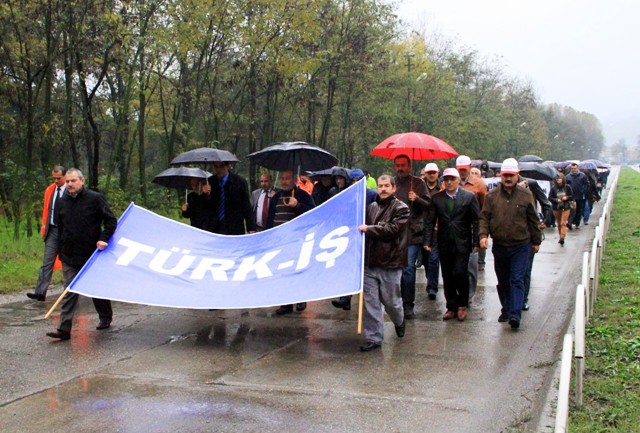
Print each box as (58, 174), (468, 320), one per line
(424, 168), (480, 321)
(393, 154), (431, 319)
(421, 163), (442, 300)
(456, 155), (488, 301)
(479, 158), (542, 329)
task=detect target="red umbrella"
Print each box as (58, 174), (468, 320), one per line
(370, 132), (458, 161)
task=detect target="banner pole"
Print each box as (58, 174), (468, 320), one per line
(44, 287), (69, 320)
(357, 290), (364, 334)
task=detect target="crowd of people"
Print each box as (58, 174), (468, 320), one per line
(28, 155), (606, 350)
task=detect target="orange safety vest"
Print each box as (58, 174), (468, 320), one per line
(41, 183), (62, 271)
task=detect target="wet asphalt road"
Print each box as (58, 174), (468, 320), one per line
(0, 177), (614, 433)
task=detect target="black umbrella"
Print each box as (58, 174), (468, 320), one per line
(170, 147), (239, 165)
(247, 141), (338, 173)
(518, 162), (559, 181)
(152, 167), (212, 189)
(518, 154), (544, 163)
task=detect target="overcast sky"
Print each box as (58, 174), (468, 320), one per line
(396, 0), (639, 147)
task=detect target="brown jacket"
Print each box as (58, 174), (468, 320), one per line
(461, 176), (488, 209)
(394, 175), (430, 245)
(479, 184), (542, 247)
(363, 195), (410, 269)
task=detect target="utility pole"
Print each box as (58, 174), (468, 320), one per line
(406, 53), (414, 132)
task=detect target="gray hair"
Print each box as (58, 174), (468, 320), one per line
(66, 168), (85, 180)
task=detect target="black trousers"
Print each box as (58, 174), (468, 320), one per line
(438, 242), (470, 311)
(58, 264), (112, 332)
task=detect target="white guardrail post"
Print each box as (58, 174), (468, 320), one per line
(555, 333), (574, 433)
(582, 252), (591, 319)
(575, 284), (586, 407)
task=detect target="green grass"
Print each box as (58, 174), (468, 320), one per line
(569, 167), (640, 432)
(0, 218), (63, 294)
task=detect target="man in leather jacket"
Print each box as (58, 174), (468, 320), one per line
(358, 175), (410, 351)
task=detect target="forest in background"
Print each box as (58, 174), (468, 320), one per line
(0, 0), (605, 238)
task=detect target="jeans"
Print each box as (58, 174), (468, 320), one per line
(401, 244), (421, 312)
(583, 199), (592, 223)
(523, 248), (536, 304)
(492, 242), (531, 321)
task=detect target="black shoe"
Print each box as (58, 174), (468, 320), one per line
(331, 300), (351, 311)
(404, 307), (415, 320)
(567, 224), (573, 230)
(46, 330), (70, 340)
(427, 292), (436, 300)
(509, 318), (520, 329)
(498, 313), (508, 322)
(559, 239), (565, 245)
(522, 301), (529, 311)
(26, 292), (45, 301)
(395, 320), (406, 338)
(96, 320), (111, 330)
(275, 305), (293, 315)
(359, 341), (381, 352)
(295, 302), (307, 312)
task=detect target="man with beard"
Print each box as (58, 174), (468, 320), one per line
(267, 169), (315, 315)
(479, 159), (542, 330)
(358, 175), (410, 351)
(251, 172), (278, 232)
(393, 155), (431, 319)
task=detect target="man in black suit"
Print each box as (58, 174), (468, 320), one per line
(46, 168), (118, 341)
(423, 168), (480, 322)
(203, 161), (256, 235)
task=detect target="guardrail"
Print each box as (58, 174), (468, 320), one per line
(554, 169), (618, 433)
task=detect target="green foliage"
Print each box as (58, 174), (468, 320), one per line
(569, 168), (640, 432)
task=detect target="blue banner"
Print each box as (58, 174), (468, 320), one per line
(69, 180), (368, 309)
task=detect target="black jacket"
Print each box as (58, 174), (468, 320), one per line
(363, 195), (410, 269)
(424, 188), (480, 254)
(518, 176), (552, 217)
(549, 184), (574, 211)
(207, 172), (256, 235)
(58, 187), (118, 268)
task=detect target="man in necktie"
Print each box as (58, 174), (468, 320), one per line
(250, 172), (277, 231)
(424, 168), (480, 322)
(27, 166), (67, 302)
(202, 161), (256, 235)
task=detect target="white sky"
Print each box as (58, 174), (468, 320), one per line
(396, 0), (640, 146)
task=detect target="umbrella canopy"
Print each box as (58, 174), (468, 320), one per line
(518, 154), (544, 163)
(170, 147), (240, 165)
(578, 161), (598, 171)
(370, 132), (458, 161)
(307, 167), (334, 179)
(518, 162), (559, 181)
(152, 167), (212, 189)
(555, 161), (573, 170)
(247, 141), (338, 172)
(582, 159), (611, 169)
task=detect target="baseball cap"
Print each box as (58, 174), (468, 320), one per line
(500, 158), (520, 175)
(424, 163), (439, 173)
(456, 155), (471, 168)
(442, 168), (460, 178)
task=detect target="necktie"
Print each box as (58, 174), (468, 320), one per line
(58, 186), (62, 198)
(261, 191), (269, 227)
(51, 187), (61, 225)
(218, 178), (225, 221)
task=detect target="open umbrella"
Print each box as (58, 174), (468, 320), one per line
(578, 161), (598, 171)
(170, 147), (239, 165)
(247, 141), (338, 172)
(518, 154), (543, 163)
(371, 132), (458, 161)
(153, 166), (211, 190)
(518, 162), (559, 181)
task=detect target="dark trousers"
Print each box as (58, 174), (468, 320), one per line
(34, 226), (59, 296)
(571, 198), (586, 226)
(58, 264), (112, 332)
(439, 242), (470, 311)
(523, 248), (537, 303)
(424, 238), (440, 294)
(492, 242), (530, 321)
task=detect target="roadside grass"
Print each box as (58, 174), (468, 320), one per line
(569, 167), (640, 432)
(0, 219), (63, 294)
